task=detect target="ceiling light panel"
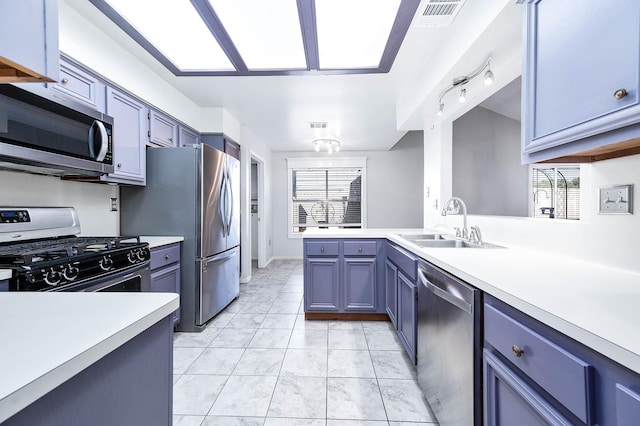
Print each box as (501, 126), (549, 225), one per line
(315, 0), (401, 69)
(208, 0), (306, 70)
(104, 0), (234, 71)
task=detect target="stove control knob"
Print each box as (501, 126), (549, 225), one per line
(63, 264), (80, 281)
(127, 250), (137, 264)
(99, 255), (114, 271)
(136, 249), (147, 261)
(44, 268), (62, 286)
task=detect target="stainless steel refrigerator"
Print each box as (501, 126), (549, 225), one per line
(120, 143), (240, 332)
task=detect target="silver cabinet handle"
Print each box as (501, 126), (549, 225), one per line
(512, 345), (525, 357)
(61, 78), (69, 84)
(358, 247), (362, 252)
(320, 246), (325, 253)
(165, 254), (170, 260)
(614, 88), (628, 100)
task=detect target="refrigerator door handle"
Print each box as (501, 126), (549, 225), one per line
(226, 168), (233, 237)
(203, 246), (239, 267)
(219, 169), (227, 237)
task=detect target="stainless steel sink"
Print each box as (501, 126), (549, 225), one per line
(399, 234), (503, 249)
(398, 234), (447, 241)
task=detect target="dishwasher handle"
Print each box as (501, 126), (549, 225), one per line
(419, 268), (473, 314)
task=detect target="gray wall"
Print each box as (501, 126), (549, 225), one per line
(452, 107), (528, 216)
(272, 131), (424, 258)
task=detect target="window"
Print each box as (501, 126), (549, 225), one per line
(287, 158), (367, 236)
(531, 165), (580, 220)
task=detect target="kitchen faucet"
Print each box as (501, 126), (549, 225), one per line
(441, 197), (468, 239)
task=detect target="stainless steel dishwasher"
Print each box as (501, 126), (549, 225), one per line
(417, 260), (482, 426)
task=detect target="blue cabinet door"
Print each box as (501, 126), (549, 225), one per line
(343, 257), (377, 312)
(149, 109), (178, 147)
(305, 257), (340, 312)
(179, 125), (200, 146)
(105, 87), (147, 185)
(397, 271), (417, 364)
(150, 263), (181, 327)
(523, 0), (640, 162)
(48, 56), (105, 111)
(0, 0), (59, 82)
(484, 349), (573, 425)
(385, 260), (398, 327)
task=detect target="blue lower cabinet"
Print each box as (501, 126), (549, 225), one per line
(484, 295), (640, 426)
(149, 243), (181, 327)
(343, 257), (377, 311)
(303, 239), (384, 313)
(4, 318), (173, 426)
(616, 384), (640, 426)
(385, 241), (418, 363)
(484, 349), (573, 425)
(384, 260), (398, 327)
(397, 271), (417, 363)
(305, 257), (340, 311)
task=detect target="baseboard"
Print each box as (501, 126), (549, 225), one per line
(304, 312), (390, 321)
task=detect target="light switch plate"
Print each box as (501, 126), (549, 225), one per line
(599, 185), (633, 214)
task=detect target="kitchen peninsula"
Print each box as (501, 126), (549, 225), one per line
(303, 228), (640, 425)
(0, 292), (178, 425)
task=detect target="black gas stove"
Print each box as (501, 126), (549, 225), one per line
(0, 207), (150, 292)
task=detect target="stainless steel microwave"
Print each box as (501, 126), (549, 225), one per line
(0, 84), (114, 176)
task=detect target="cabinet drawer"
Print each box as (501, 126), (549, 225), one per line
(484, 303), (593, 423)
(343, 240), (377, 256)
(150, 244), (181, 270)
(616, 383), (640, 426)
(306, 241), (339, 256)
(386, 242), (417, 281)
(50, 60), (104, 110)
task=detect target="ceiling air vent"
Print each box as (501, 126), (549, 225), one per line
(414, 0), (467, 27)
(309, 122), (328, 129)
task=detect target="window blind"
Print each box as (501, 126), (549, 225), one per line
(291, 167), (362, 232)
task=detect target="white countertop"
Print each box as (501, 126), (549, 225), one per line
(0, 270), (11, 280)
(139, 236), (184, 249)
(0, 292), (179, 423)
(304, 228), (640, 374)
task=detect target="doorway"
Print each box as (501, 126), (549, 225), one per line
(250, 152), (266, 269)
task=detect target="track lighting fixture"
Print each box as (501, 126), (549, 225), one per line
(436, 57), (494, 116)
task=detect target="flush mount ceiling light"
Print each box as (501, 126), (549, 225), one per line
(436, 57), (493, 116)
(313, 138), (341, 154)
(90, 0), (420, 76)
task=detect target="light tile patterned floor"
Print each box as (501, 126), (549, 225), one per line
(173, 259), (438, 425)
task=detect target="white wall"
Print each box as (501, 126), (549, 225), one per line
(427, 143), (640, 273)
(0, 170), (119, 235)
(452, 106), (528, 216)
(272, 131), (424, 259)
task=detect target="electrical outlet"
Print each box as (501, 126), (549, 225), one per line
(110, 198), (118, 212)
(599, 185), (633, 214)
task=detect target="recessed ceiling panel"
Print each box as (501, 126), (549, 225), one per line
(208, 0), (307, 70)
(316, 0), (402, 69)
(105, 0), (234, 71)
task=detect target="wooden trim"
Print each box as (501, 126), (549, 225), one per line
(540, 137), (640, 163)
(304, 312), (389, 321)
(0, 57), (54, 83)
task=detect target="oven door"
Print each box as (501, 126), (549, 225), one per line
(59, 263), (150, 292)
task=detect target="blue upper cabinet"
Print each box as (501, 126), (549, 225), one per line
(0, 0), (59, 83)
(522, 0), (640, 163)
(149, 109), (178, 147)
